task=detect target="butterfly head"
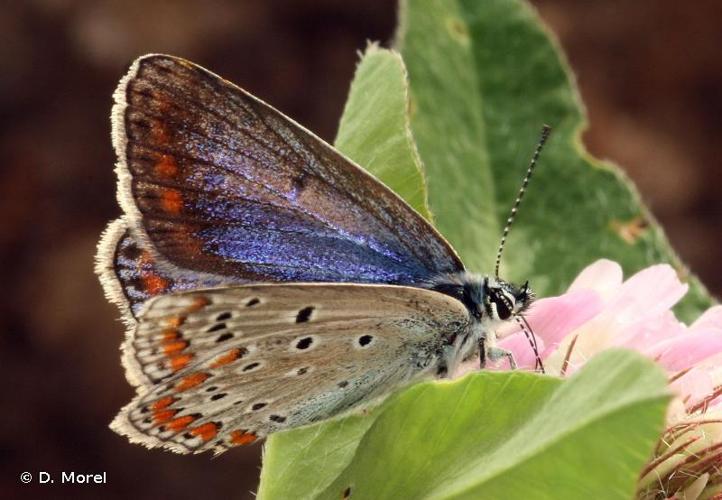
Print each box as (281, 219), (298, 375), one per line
(428, 274), (534, 323)
(483, 277), (534, 321)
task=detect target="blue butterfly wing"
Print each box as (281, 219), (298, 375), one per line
(112, 55), (463, 287)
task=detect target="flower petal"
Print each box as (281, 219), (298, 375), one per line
(605, 264), (688, 324)
(644, 327), (722, 372)
(670, 367), (715, 408)
(567, 259), (623, 300)
(691, 305), (722, 331)
(614, 311), (686, 350)
(543, 313), (619, 375)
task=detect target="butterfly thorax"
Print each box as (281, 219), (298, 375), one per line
(426, 273), (535, 374)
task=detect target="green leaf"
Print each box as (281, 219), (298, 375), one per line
(334, 43), (431, 220)
(258, 414), (376, 500)
(395, 0), (714, 321)
(258, 350), (669, 500)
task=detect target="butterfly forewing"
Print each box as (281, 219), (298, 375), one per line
(113, 284), (470, 454)
(111, 54), (463, 288)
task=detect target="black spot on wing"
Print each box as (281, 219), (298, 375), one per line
(216, 332), (234, 342)
(295, 337), (313, 350)
(296, 306), (314, 323)
(358, 335), (373, 347)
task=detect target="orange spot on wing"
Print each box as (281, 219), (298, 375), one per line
(160, 188), (183, 214)
(167, 415), (196, 432)
(185, 296), (210, 313)
(144, 274), (169, 296)
(151, 121), (170, 145)
(171, 353), (193, 371)
(210, 348), (247, 368)
(138, 251), (169, 296)
(230, 430), (257, 446)
(190, 422), (219, 441)
(153, 408), (177, 424)
(175, 372), (210, 392)
(154, 154), (178, 178)
(163, 340), (189, 355)
(163, 316), (186, 328)
(151, 396), (177, 411)
(161, 329), (181, 341)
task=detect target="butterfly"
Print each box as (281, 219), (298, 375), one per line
(96, 54), (549, 455)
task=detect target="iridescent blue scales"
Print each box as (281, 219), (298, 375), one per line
(96, 55), (535, 454)
(112, 54), (462, 285)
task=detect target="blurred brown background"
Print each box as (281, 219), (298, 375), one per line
(1, 1), (720, 499)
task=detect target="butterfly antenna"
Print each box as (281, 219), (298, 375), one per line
(514, 314), (545, 373)
(494, 125), (552, 278)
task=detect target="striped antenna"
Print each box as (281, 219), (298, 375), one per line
(494, 125), (552, 278)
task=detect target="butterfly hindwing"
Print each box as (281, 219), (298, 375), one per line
(112, 283), (471, 454)
(96, 217), (243, 321)
(112, 54), (463, 286)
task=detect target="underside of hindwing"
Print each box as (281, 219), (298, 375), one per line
(112, 283), (470, 454)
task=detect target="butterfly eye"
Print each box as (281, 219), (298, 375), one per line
(495, 299), (512, 320)
(489, 290), (514, 320)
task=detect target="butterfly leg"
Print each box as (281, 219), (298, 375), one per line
(478, 338), (487, 368)
(486, 346), (517, 370)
